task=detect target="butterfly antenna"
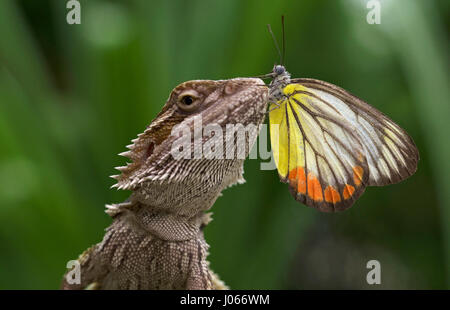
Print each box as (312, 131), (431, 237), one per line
(250, 73), (274, 79)
(267, 23), (282, 65)
(281, 15), (286, 66)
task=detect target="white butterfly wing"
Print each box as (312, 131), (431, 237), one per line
(292, 78), (419, 187)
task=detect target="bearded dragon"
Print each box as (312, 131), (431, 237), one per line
(61, 77), (269, 289)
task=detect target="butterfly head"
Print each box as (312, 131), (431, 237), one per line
(269, 65), (291, 100)
(273, 65), (286, 76)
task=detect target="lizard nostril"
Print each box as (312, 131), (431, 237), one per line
(224, 82), (239, 95)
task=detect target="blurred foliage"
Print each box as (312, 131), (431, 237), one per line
(0, 0), (448, 289)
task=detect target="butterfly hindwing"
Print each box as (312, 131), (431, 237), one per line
(270, 83), (370, 212)
(291, 78), (419, 187)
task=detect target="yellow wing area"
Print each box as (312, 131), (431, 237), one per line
(269, 84), (368, 212)
(269, 85), (306, 179)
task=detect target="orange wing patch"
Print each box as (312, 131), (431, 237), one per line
(286, 165), (367, 212)
(353, 166), (364, 186)
(324, 186), (341, 203)
(307, 173), (323, 201)
(288, 167), (306, 194)
(342, 184), (355, 200)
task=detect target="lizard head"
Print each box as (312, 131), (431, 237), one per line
(112, 78), (269, 198)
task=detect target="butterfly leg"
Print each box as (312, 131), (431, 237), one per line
(266, 94), (288, 114)
(267, 104), (280, 114)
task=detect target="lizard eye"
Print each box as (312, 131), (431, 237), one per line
(182, 96), (194, 105)
(177, 90), (201, 112)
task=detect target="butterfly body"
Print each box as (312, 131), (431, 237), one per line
(269, 65), (291, 101)
(267, 65), (419, 212)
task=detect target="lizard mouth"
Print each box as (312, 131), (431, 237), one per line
(220, 78), (269, 124)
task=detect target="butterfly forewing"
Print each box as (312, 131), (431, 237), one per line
(269, 77), (419, 212)
(292, 78), (419, 186)
(269, 83), (370, 212)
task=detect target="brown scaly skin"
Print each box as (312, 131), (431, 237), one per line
(61, 78), (268, 289)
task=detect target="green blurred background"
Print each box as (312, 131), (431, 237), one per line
(0, 0), (448, 289)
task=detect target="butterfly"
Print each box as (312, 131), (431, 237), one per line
(266, 64), (419, 212)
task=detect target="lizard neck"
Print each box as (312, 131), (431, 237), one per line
(106, 200), (213, 242)
(105, 158), (245, 242)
